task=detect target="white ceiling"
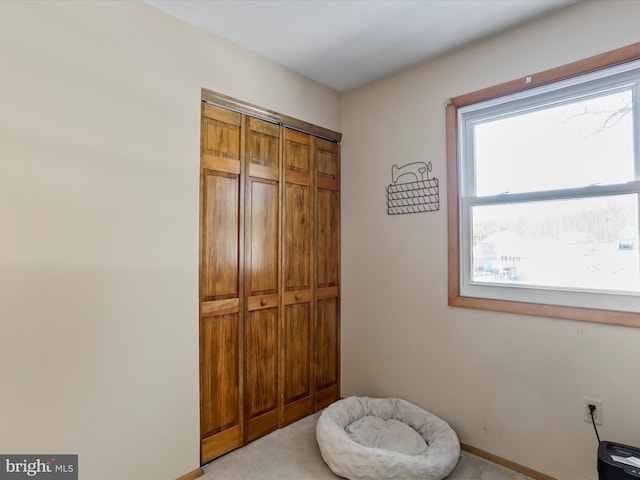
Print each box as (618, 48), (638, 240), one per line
(145, 0), (576, 92)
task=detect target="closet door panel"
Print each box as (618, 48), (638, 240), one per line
(244, 177), (279, 441)
(245, 306), (279, 441)
(283, 183), (311, 287)
(316, 188), (340, 289)
(283, 129), (312, 290)
(244, 117), (280, 441)
(284, 129), (312, 173)
(246, 117), (280, 299)
(282, 301), (312, 424)
(201, 173), (240, 301)
(203, 104), (241, 162)
(248, 179), (279, 294)
(200, 104), (243, 463)
(281, 128), (313, 425)
(247, 117), (279, 169)
(200, 313), (241, 461)
(315, 137), (340, 290)
(314, 137), (340, 410)
(316, 142), (339, 184)
(315, 297), (340, 410)
(201, 105), (242, 302)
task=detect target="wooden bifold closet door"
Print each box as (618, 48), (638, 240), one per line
(199, 104), (244, 462)
(199, 101), (340, 464)
(281, 128), (313, 426)
(314, 137), (340, 410)
(243, 116), (281, 443)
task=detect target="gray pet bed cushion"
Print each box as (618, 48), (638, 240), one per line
(316, 397), (460, 480)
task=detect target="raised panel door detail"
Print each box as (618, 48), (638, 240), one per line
(315, 298), (339, 392)
(248, 179), (279, 296)
(284, 183), (311, 291)
(316, 147), (339, 180)
(204, 120), (240, 160)
(245, 308), (278, 418)
(283, 303), (311, 404)
(247, 118), (280, 169)
(202, 171), (240, 301)
(316, 188), (339, 289)
(284, 135), (311, 173)
(200, 314), (240, 437)
(203, 106), (241, 160)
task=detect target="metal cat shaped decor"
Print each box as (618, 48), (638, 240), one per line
(386, 161), (439, 215)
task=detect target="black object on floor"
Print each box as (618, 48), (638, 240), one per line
(598, 441), (640, 480)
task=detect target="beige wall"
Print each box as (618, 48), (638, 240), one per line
(0, 1), (340, 479)
(341, 1), (640, 479)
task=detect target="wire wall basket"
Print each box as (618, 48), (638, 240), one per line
(386, 161), (439, 215)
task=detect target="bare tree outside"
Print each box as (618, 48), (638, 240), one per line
(471, 88), (639, 291)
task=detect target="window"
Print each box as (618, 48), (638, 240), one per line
(447, 44), (640, 327)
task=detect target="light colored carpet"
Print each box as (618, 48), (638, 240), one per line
(201, 412), (533, 480)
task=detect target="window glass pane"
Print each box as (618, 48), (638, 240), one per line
(471, 194), (640, 293)
(474, 89), (634, 196)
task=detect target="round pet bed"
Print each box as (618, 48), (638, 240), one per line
(316, 396), (460, 480)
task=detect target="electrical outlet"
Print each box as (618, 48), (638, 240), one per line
(583, 397), (602, 425)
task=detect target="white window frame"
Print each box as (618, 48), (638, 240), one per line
(446, 43), (640, 328)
